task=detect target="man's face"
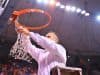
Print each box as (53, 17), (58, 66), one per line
(45, 32), (59, 43)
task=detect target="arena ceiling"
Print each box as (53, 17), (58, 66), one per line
(0, 0), (100, 57)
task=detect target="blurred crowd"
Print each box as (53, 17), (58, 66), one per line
(0, 60), (38, 75)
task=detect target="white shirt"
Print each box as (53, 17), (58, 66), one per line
(22, 32), (67, 75)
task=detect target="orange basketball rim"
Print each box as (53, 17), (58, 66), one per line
(9, 9), (52, 30)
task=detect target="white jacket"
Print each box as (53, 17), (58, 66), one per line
(22, 32), (67, 75)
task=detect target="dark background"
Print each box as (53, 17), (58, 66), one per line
(0, 0), (100, 67)
(0, 0), (100, 55)
(0, 0), (100, 74)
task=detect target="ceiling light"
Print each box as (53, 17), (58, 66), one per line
(50, 0), (56, 5)
(76, 8), (81, 13)
(96, 15), (100, 21)
(60, 5), (65, 9)
(71, 6), (76, 12)
(43, 0), (49, 4)
(65, 5), (71, 11)
(85, 13), (90, 16)
(56, 2), (60, 7)
(81, 10), (86, 14)
(37, 0), (43, 3)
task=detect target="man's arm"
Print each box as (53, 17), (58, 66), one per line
(14, 24), (43, 62)
(29, 32), (67, 64)
(16, 32), (43, 62)
(29, 32), (59, 51)
(26, 42), (44, 62)
(16, 27), (67, 63)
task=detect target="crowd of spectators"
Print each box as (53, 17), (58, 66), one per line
(0, 60), (38, 75)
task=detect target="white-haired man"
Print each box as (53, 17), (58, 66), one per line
(17, 27), (67, 75)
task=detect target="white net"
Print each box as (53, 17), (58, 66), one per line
(9, 32), (33, 63)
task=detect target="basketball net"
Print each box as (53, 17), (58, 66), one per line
(9, 32), (33, 63)
(9, 9), (51, 63)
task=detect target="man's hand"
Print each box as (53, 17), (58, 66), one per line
(17, 26), (30, 35)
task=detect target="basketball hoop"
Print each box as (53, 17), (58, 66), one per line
(9, 9), (52, 30)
